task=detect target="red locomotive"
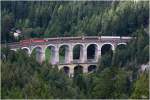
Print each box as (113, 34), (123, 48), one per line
(20, 38), (48, 45)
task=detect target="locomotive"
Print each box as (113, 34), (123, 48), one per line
(20, 38), (48, 45)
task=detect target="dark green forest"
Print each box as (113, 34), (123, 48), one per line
(1, 1), (149, 42)
(1, 1), (149, 99)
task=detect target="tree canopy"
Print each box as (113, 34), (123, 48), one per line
(1, 1), (149, 42)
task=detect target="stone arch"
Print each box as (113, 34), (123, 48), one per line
(101, 43), (114, 55)
(31, 46), (43, 62)
(86, 43), (99, 60)
(88, 65), (97, 72)
(59, 44), (70, 64)
(101, 43), (115, 50)
(21, 47), (30, 55)
(117, 43), (127, 50)
(45, 45), (57, 64)
(62, 66), (70, 75)
(10, 49), (17, 52)
(31, 45), (43, 53)
(73, 43), (84, 62)
(117, 43), (127, 46)
(74, 65), (83, 75)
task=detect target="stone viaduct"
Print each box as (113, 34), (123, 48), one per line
(8, 36), (132, 77)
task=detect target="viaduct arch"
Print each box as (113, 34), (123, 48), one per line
(21, 47), (31, 55)
(7, 36), (132, 77)
(45, 45), (57, 64)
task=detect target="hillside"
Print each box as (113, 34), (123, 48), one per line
(1, 1), (149, 42)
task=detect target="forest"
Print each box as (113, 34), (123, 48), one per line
(1, 1), (149, 99)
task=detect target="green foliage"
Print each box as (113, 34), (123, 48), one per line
(6, 87), (23, 99)
(112, 68), (130, 98)
(91, 68), (115, 98)
(131, 73), (149, 99)
(1, 1), (149, 42)
(112, 27), (149, 69)
(96, 27), (149, 99)
(1, 11), (15, 42)
(91, 67), (131, 99)
(100, 53), (112, 68)
(1, 48), (79, 99)
(45, 48), (51, 63)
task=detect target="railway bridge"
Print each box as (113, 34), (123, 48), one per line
(7, 36), (132, 77)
